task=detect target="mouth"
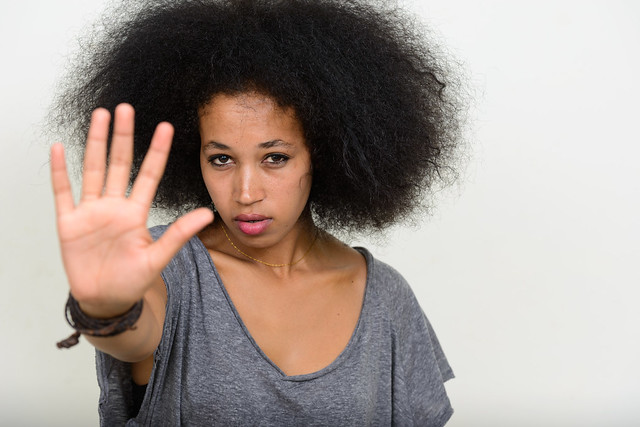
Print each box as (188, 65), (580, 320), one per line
(234, 214), (272, 235)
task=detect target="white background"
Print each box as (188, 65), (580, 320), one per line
(1, 0), (639, 425)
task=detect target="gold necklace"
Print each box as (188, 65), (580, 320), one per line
(220, 223), (318, 267)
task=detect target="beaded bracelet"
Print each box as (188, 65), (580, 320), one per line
(56, 293), (143, 349)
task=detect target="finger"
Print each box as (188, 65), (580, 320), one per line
(81, 108), (111, 201)
(104, 104), (135, 197)
(148, 208), (214, 271)
(129, 122), (174, 207)
(50, 143), (75, 216)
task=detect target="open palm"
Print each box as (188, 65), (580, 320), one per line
(51, 104), (213, 317)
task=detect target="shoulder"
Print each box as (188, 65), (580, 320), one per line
(364, 252), (411, 293)
(359, 247), (454, 374)
(358, 248), (422, 320)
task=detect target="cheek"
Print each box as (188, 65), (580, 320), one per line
(282, 170), (312, 206)
(199, 160), (224, 204)
(298, 173), (312, 196)
(199, 160), (214, 193)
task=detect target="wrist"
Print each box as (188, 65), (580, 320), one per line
(77, 299), (140, 319)
(56, 293), (144, 349)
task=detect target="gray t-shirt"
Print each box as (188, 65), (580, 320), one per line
(96, 225), (454, 426)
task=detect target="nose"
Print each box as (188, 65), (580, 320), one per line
(233, 165), (265, 205)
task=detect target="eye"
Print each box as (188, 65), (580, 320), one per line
(207, 154), (234, 167)
(263, 153), (290, 165)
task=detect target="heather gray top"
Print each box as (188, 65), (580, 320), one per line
(96, 225), (454, 426)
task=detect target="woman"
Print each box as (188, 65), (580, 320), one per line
(52, 0), (463, 425)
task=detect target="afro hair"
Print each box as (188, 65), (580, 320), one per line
(51, 0), (466, 233)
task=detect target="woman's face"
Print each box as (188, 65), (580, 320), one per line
(199, 92), (312, 249)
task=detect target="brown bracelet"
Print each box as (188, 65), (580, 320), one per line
(56, 293), (144, 349)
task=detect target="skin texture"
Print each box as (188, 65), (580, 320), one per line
(198, 93), (313, 261)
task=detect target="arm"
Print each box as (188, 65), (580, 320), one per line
(51, 104), (213, 362)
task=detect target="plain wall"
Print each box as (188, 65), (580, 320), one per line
(1, 0), (638, 425)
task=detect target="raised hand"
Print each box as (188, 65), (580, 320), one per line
(51, 104), (213, 318)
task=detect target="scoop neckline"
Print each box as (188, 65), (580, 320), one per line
(194, 236), (373, 382)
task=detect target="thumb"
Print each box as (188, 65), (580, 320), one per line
(148, 207), (214, 271)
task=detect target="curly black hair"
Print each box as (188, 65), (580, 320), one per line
(51, 0), (466, 233)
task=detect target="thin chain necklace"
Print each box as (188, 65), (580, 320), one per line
(220, 222), (318, 267)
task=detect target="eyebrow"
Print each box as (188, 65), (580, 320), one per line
(202, 139), (295, 151)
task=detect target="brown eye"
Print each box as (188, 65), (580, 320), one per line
(263, 154), (289, 164)
(208, 155), (233, 166)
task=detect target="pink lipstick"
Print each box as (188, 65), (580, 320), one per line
(234, 214), (272, 236)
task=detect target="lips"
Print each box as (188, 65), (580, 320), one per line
(234, 214), (273, 235)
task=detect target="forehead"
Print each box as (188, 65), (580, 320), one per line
(198, 92), (304, 148)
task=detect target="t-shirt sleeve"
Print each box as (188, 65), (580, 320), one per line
(383, 266), (454, 426)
